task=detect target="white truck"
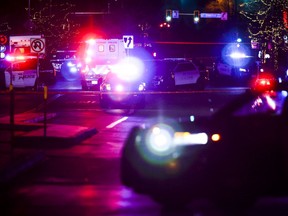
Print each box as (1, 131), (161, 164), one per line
(78, 38), (127, 90)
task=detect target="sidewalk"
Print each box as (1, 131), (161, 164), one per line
(0, 112), (97, 185)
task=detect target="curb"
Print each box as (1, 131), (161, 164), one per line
(0, 151), (46, 184)
(13, 126), (97, 148)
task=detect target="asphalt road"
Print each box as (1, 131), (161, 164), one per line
(1, 76), (288, 216)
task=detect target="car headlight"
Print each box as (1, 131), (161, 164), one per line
(146, 125), (175, 157)
(145, 124), (209, 157)
(174, 132), (208, 145)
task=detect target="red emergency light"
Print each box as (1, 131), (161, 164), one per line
(5, 54), (37, 62)
(251, 72), (276, 92)
(284, 10), (288, 29)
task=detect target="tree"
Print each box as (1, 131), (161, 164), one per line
(29, 2), (80, 52)
(239, 0), (288, 75)
(206, 0), (235, 15)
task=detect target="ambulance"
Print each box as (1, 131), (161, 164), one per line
(77, 38), (127, 90)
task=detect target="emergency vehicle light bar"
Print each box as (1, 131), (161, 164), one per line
(5, 54), (37, 62)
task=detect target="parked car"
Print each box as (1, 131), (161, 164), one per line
(145, 59), (176, 91)
(146, 58), (209, 91)
(173, 59), (207, 89)
(210, 57), (256, 86)
(3, 56), (40, 90)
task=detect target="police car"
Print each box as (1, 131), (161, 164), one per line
(172, 59), (208, 90)
(146, 58), (208, 91)
(3, 54), (40, 90)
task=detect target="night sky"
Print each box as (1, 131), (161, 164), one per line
(1, 0), (211, 26)
(0, 0), (229, 45)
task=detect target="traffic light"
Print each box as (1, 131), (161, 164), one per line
(0, 34), (8, 59)
(166, 9), (172, 22)
(193, 10), (200, 24)
(236, 38), (242, 47)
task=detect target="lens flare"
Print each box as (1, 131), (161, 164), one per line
(222, 43), (251, 68)
(211, 133), (221, 142)
(147, 125), (174, 156)
(113, 57), (145, 82)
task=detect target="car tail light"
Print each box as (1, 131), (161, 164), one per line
(252, 72), (276, 92)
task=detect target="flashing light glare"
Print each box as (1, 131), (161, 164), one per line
(86, 49), (93, 57)
(286, 69), (288, 76)
(85, 57), (92, 64)
(69, 67), (78, 73)
(211, 134), (221, 142)
(260, 79), (270, 86)
(252, 74), (276, 92)
(67, 61), (74, 67)
(264, 54), (270, 59)
(160, 23), (170, 28)
(222, 43), (251, 68)
(237, 38), (242, 43)
(174, 132), (208, 145)
(86, 38), (96, 45)
(5, 55), (14, 61)
(239, 68), (247, 72)
(115, 57), (145, 82)
(16, 55), (25, 60)
(146, 124), (175, 156)
(252, 97), (263, 109)
(138, 83), (145, 91)
(230, 52), (247, 59)
(153, 52), (157, 58)
(6, 55), (26, 62)
(282, 91), (288, 97)
(190, 115), (195, 122)
(115, 84), (124, 92)
(265, 95), (276, 110)
(166, 16), (172, 22)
